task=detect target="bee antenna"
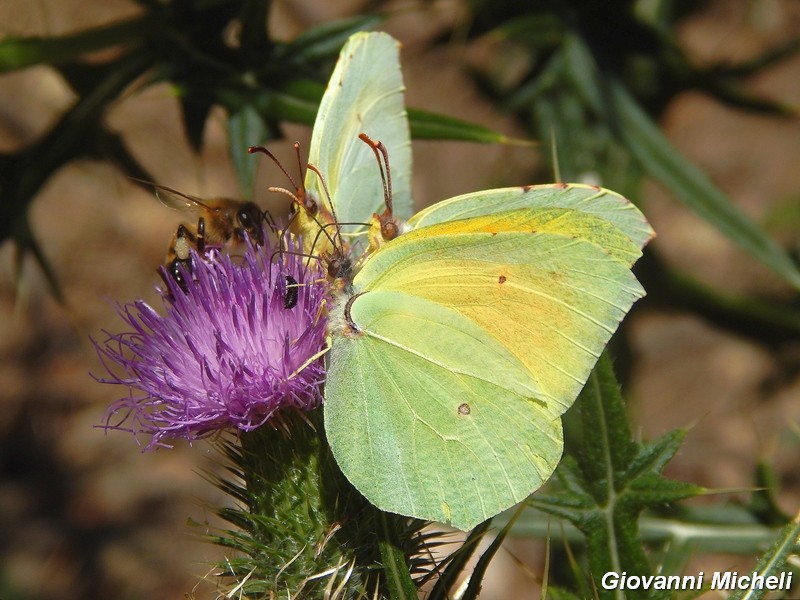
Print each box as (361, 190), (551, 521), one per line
(261, 208), (278, 233)
(251, 143), (321, 223)
(306, 164), (332, 211)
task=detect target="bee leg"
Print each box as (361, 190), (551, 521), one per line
(157, 256), (189, 299)
(163, 224), (197, 294)
(196, 217), (206, 253)
(166, 258), (189, 293)
(173, 224), (196, 261)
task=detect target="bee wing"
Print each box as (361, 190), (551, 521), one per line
(154, 186), (212, 212)
(131, 178), (215, 213)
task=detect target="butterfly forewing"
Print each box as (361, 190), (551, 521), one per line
(300, 32), (412, 255)
(407, 184), (653, 254)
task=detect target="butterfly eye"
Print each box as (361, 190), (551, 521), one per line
(326, 251), (353, 284)
(381, 218), (399, 241)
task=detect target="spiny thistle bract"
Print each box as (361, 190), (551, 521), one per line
(208, 412), (434, 598)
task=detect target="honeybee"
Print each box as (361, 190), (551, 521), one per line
(144, 182), (265, 291)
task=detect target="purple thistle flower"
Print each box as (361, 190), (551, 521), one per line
(93, 235), (328, 449)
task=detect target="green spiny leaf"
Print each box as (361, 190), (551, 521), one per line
(426, 520), (493, 599)
(544, 586), (585, 600)
(728, 511), (800, 600)
(248, 80), (531, 146)
(492, 13), (564, 48)
(637, 251), (800, 345)
(208, 411), (430, 598)
(462, 509), (524, 600)
(237, 0), (272, 59)
(562, 33), (800, 290)
(576, 353), (638, 499)
(606, 77), (800, 290)
(0, 16), (151, 73)
(622, 430), (687, 489)
(228, 102), (271, 193)
(379, 512), (417, 600)
(530, 354), (701, 599)
(180, 93), (213, 152)
(748, 461), (793, 526)
(510, 507), (799, 556)
(408, 108), (535, 145)
(281, 14), (384, 62)
(259, 82), (322, 124)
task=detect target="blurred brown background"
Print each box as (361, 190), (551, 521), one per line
(1, 0), (799, 598)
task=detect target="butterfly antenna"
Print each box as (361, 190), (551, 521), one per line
(250, 143), (322, 257)
(306, 220), (369, 260)
(293, 142), (307, 202)
(266, 206), (308, 286)
(306, 163), (343, 250)
(358, 133), (399, 241)
(248, 145), (300, 191)
(358, 133), (393, 214)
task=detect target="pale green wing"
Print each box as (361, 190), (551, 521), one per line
(355, 218), (645, 414)
(325, 219), (645, 529)
(402, 206), (644, 266)
(325, 291), (563, 530)
(406, 184), (653, 252)
(305, 31), (412, 231)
